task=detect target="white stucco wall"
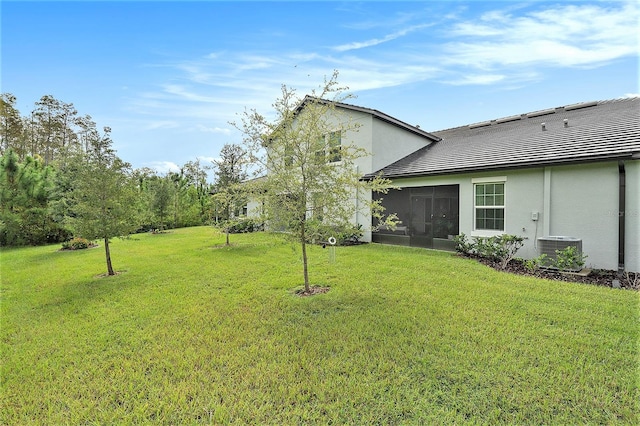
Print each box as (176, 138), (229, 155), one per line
(624, 159), (640, 272)
(546, 163), (620, 270)
(322, 109), (433, 175)
(306, 107), (434, 240)
(370, 119), (433, 172)
(388, 161), (636, 272)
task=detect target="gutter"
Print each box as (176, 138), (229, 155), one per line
(364, 152), (637, 181)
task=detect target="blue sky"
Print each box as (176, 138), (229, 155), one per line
(2, 1), (638, 175)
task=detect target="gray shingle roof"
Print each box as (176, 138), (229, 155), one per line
(301, 95), (441, 142)
(369, 97), (640, 179)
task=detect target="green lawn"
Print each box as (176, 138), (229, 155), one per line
(1, 227), (638, 424)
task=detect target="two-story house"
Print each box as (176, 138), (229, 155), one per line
(250, 96), (640, 273)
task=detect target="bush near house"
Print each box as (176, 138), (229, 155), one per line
(313, 223), (364, 246)
(220, 217), (263, 234)
(453, 233), (525, 269)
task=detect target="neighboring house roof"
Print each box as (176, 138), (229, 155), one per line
(299, 95), (441, 142)
(368, 97), (640, 179)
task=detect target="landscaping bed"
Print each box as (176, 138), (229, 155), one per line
(469, 255), (639, 290)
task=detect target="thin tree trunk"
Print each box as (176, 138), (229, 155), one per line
(104, 237), (115, 276)
(301, 224), (310, 292)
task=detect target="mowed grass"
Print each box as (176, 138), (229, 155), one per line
(1, 227), (638, 425)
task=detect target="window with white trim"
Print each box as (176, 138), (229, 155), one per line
(328, 131), (341, 162)
(474, 182), (505, 231)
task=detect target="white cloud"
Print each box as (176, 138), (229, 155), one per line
(125, 0), (639, 127)
(194, 124), (231, 134)
(144, 120), (180, 130)
(333, 24), (431, 52)
(444, 74), (506, 86)
(146, 161), (181, 175)
(162, 84), (220, 103)
(443, 1), (639, 69)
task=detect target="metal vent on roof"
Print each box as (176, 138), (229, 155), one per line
(526, 108), (556, 118)
(495, 115), (522, 124)
(468, 120), (492, 129)
(564, 101), (598, 111)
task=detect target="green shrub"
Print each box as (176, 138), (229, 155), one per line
(61, 237), (91, 250)
(313, 224), (364, 246)
(523, 254), (548, 273)
(335, 224), (364, 245)
(453, 233), (525, 270)
(552, 245), (588, 271)
(222, 217), (263, 234)
(453, 232), (474, 254)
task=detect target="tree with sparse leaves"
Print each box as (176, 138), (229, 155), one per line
(234, 71), (396, 292)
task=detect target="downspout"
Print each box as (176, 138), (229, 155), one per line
(618, 160), (626, 273)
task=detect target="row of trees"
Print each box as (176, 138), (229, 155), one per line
(3, 72), (395, 288)
(1, 93), (248, 275)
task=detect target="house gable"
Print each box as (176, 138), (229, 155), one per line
(294, 96), (440, 175)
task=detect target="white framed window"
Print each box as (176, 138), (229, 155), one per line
(473, 177), (506, 232)
(314, 131), (342, 163)
(328, 131), (341, 162)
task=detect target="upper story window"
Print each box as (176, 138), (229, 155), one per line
(328, 131), (341, 162)
(474, 181), (505, 231)
(315, 131), (342, 164)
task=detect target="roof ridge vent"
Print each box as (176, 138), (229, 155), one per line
(526, 108), (556, 118)
(564, 101), (598, 111)
(495, 114), (523, 124)
(468, 120), (492, 129)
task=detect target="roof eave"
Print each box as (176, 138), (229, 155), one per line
(369, 152), (638, 180)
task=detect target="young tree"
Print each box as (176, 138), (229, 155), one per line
(211, 143), (249, 245)
(68, 127), (137, 276)
(151, 176), (172, 231)
(182, 159), (212, 223)
(233, 71), (395, 292)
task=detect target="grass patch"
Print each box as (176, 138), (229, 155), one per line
(1, 227), (638, 424)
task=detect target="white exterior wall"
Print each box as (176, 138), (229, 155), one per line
(546, 163), (620, 270)
(624, 160), (640, 272)
(246, 199), (262, 218)
(370, 119), (433, 172)
(389, 160), (637, 272)
(322, 109), (432, 175)
(317, 108), (433, 242)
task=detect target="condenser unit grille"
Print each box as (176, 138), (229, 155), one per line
(537, 236), (583, 270)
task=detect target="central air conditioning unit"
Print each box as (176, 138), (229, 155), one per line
(537, 236), (583, 271)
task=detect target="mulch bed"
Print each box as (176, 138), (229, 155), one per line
(59, 243), (99, 251)
(465, 255), (639, 291)
(295, 286), (331, 297)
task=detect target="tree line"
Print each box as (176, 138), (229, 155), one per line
(0, 93), (248, 252)
(2, 71), (395, 288)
